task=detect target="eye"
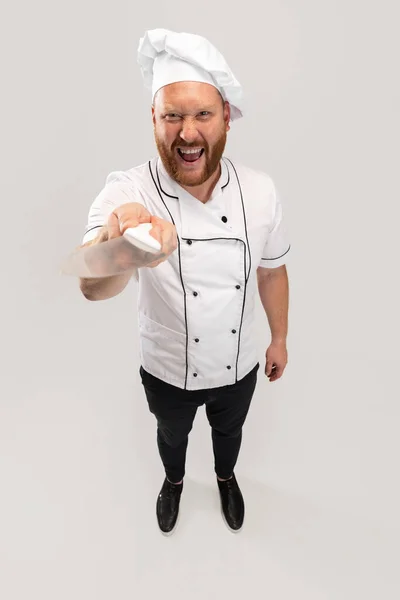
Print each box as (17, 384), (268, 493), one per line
(198, 111), (210, 117)
(165, 113), (181, 121)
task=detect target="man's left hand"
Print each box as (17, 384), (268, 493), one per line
(265, 340), (288, 382)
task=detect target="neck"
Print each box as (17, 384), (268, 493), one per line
(180, 164), (221, 204)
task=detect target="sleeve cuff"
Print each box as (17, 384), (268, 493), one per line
(259, 245), (291, 268)
(82, 225), (103, 245)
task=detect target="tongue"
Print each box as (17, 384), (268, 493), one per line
(182, 150), (202, 162)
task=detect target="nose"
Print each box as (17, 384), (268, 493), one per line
(179, 118), (199, 144)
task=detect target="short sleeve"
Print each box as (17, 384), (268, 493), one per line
(81, 171), (145, 244)
(259, 183), (291, 269)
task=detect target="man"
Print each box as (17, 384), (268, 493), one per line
(79, 29), (290, 535)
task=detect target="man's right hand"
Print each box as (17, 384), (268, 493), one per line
(79, 202), (177, 300)
(103, 202), (178, 267)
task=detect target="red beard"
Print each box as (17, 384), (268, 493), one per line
(155, 127), (227, 187)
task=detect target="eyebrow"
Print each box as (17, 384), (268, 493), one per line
(162, 106), (215, 113)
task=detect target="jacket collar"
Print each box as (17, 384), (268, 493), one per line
(156, 155), (230, 200)
(152, 156), (246, 242)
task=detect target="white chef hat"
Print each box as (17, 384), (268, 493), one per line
(137, 28), (244, 121)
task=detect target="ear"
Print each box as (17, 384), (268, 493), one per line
(152, 105), (156, 126)
(224, 101), (231, 132)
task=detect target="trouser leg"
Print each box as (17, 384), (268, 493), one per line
(205, 364), (259, 479)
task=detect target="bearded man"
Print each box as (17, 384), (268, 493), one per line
(78, 28), (291, 536)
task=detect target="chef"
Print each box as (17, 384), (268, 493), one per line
(79, 28), (291, 535)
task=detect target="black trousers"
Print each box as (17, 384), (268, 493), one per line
(139, 363), (259, 483)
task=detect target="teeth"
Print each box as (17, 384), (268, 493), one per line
(179, 148), (202, 154)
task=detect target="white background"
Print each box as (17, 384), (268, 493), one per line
(1, 1), (399, 598)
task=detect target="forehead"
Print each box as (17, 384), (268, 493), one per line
(154, 81), (223, 111)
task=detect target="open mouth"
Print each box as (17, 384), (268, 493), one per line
(177, 148), (205, 163)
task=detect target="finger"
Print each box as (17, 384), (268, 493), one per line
(164, 230), (176, 254)
(270, 373), (281, 382)
(150, 215), (164, 229)
(107, 212), (121, 239)
(150, 216), (169, 244)
(269, 365), (283, 381)
(149, 223), (162, 245)
(119, 216), (140, 235)
(114, 204), (151, 234)
(265, 360), (274, 376)
(151, 217), (174, 240)
(157, 226), (176, 254)
(137, 209), (153, 224)
(268, 364), (276, 376)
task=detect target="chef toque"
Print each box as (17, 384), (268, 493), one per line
(137, 28), (244, 121)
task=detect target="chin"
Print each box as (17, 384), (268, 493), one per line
(178, 172), (207, 187)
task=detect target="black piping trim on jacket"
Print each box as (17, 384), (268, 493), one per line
(178, 158), (251, 385)
(156, 162), (179, 199)
(224, 158), (251, 283)
(222, 158), (252, 383)
(261, 245), (291, 261)
(221, 158), (230, 189)
(148, 160), (189, 389)
(150, 157), (250, 387)
(84, 225), (102, 235)
(181, 235), (247, 384)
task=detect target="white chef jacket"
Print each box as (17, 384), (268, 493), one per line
(82, 156), (291, 390)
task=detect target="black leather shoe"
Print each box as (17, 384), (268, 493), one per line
(156, 478), (183, 535)
(217, 474), (245, 532)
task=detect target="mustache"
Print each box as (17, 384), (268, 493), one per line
(172, 140), (208, 150)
